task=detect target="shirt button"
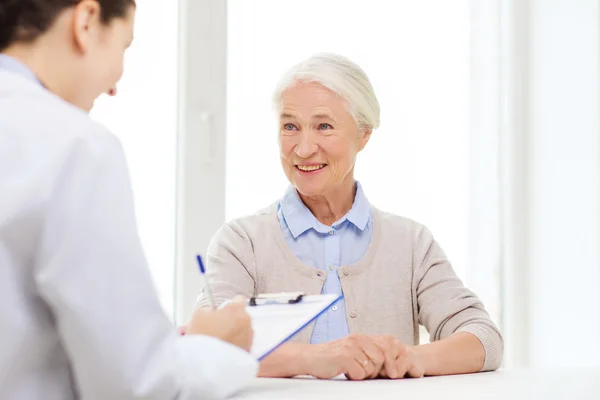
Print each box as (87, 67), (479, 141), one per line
(332, 306), (338, 311)
(329, 264), (335, 271)
(328, 230), (334, 235)
(350, 311), (357, 318)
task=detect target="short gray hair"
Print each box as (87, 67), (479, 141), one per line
(273, 53), (381, 131)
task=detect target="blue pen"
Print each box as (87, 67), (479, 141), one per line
(196, 254), (216, 309)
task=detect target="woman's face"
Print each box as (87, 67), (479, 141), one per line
(70, 3), (135, 110)
(278, 82), (371, 198)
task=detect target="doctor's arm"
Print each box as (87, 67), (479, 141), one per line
(34, 133), (257, 399)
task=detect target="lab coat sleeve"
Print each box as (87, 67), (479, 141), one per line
(34, 130), (257, 400)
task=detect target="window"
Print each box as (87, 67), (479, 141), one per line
(225, 0), (474, 344)
(226, 0), (470, 279)
(90, 0), (179, 317)
(177, 0), (500, 333)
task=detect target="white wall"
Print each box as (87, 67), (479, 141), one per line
(527, 0), (600, 367)
(501, 0), (600, 368)
(91, 0), (178, 316)
(175, 0), (227, 324)
(468, 0), (502, 330)
(176, 1), (600, 369)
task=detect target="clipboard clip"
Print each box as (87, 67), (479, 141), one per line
(249, 292), (305, 306)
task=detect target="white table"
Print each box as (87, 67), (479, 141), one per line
(234, 368), (600, 399)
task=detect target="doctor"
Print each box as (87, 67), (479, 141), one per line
(0, 1), (256, 399)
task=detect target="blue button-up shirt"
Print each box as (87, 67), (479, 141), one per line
(0, 54), (40, 85)
(277, 182), (373, 344)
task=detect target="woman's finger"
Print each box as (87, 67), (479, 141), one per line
(356, 337), (385, 379)
(343, 357), (369, 381)
(372, 336), (398, 379)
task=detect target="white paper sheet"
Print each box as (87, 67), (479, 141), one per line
(247, 294), (343, 360)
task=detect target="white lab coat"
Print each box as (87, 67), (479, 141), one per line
(0, 69), (257, 399)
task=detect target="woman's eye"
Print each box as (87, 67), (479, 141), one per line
(319, 123), (333, 130)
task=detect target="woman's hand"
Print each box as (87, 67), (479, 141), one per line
(298, 334), (409, 380)
(185, 302), (254, 352)
(295, 334), (424, 380)
(373, 335), (425, 379)
(300, 334), (382, 380)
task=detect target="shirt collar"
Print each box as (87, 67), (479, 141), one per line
(344, 182), (370, 231)
(280, 181), (371, 238)
(0, 54), (42, 87)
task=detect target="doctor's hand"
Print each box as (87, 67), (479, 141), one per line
(186, 302), (254, 352)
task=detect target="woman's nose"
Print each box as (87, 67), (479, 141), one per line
(294, 132), (318, 158)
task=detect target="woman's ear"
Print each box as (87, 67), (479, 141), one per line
(358, 127), (373, 151)
(71, 0), (102, 54)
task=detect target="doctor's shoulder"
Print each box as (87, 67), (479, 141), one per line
(25, 91), (126, 164)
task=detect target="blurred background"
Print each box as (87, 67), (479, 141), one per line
(89, 0), (599, 370)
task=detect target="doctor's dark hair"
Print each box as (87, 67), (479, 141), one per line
(0, 0), (135, 51)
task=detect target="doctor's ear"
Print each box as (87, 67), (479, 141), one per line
(72, 0), (102, 54)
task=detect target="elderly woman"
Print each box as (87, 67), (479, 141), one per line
(196, 53), (503, 380)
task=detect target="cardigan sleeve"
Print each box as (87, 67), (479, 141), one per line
(413, 225), (504, 371)
(195, 222), (257, 309)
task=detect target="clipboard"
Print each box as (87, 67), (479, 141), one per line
(246, 292), (343, 360)
(249, 292), (305, 306)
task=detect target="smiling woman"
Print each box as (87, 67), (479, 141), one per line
(224, 2), (473, 301)
(278, 80), (371, 215)
(274, 54), (380, 220)
(197, 53), (503, 380)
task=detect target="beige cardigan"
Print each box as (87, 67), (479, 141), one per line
(197, 206), (503, 371)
